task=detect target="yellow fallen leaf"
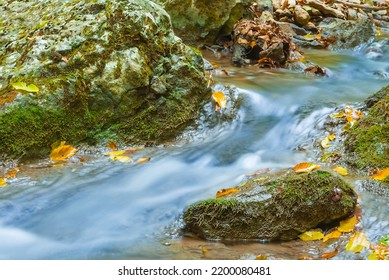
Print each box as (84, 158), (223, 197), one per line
(108, 141), (117, 151)
(200, 245), (208, 256)
(293, 162), (320, 174)
(50, 142), (77, 161)
(0, 178), (6, 187)
(330, 110), (345, 118)
(321, 134), (335, 149)
(136, 157), (151, 165)
(5, 167), (20, 179)
(368, 244), (389, 260)
(321, 249), (338, 259)
(321, 152), (340, 162)
(333, 166), (348, 176)
(104, 150), (125, 157)
(299, 231), (324, 241)
(111, 155), (133, 163)
(373, 168), (389, 181)
(323, 229), (342, 242)
(255, 255), (268, 260)
(216, 188), (240, 198)
(212, 91), (227, 109)
(338, 216), (357, 233)
(376, 28), (382, 36)
(304, 34), (314, 40)
(11, 82), (39, 92)
(346, 232), (370, 253)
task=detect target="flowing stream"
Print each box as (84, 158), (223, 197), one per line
(1, 41), (389, 260)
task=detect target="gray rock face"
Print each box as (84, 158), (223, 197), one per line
(319, 18), (375, 50)
(184, 170), (357, 241)
(0, 0), (210, 159)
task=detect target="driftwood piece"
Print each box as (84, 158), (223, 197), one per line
(305, 0), (346, 18)
(335, 0), (389, 11)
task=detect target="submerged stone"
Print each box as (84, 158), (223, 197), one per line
(0, 0), (210, 159)
(184, 170), (357, 241)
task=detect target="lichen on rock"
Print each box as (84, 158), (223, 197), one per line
(0, 0), (210, 159)
(184, 170), (357, 241)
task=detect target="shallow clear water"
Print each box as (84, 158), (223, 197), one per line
(1, 43), (389, 259)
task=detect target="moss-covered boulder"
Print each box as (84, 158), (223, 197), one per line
(184, 170), (357, 241)
(0, 0), (210, 159)
(345, 84), (389, 170)
(155, 0), (262, 47)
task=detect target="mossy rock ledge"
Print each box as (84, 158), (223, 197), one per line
(0, 0), (210, 159)
(184, 170), (357, 241)
(345, 84), (389, 171)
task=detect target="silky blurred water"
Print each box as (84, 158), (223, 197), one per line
(1, 42), (389, 259)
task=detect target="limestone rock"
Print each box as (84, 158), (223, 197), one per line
(0, 0), (210, 159)
(184, 170), (357, 240)
(294, 5), (311, 26)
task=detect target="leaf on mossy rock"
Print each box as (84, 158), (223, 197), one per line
(372, 168), (389, 181)
(323, 229), (342, 242)
(379, 235), (389, 246)
(50, 141), (77, 161)
(368, 244), (389, 260)
(11, 82), (39, 92)
(212, 91), (227, 109)
(321, 249), (338, 259)
(293, 162), (320, 174)
(338, 216), (357, 233)
(299, 231), (324, 241)
(0, 178), (6, 188)
(216, 188), (240, 198)
(333, 166), (348, 176)
(346, 232), (370, 253)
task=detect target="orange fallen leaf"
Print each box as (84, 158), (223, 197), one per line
(50, 141), (77, 161)
(216, 188), (240, 198)
(368, 244), (389, 260)
(0, 91), (18, 105)
(333, 166), (348, 176)
(108, 141), (118, 151)
(323, 229), (342, 242)
(136, 157), (151, 165)
(0, 178), (6, 187)
(299, 231), (324, 241)
(321, 249), (338, 259)
(338, 216), (357, 233)
(212, 91), (227, 109)
(293, 162), (320, 174)
(346, 232), (370, 253)
(4, 167), (20, 179)
(372, 168), (389, 181)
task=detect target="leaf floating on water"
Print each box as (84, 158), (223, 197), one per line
(372, 168), (389, 181)
(11, 82), (39, 92)
(5, 167), (20, 179)
(321, 134), (335, 149)
(136, 157), (151, 165)
(108, 141), (118, 151)
(323, 229), (342, 242)
(50, 141), (77, 161)
(216, 188), (240, 198)
(212, 91), (227, 109)
(338, 216), (357, 233)
(321, 249), (338, 259)
(333, 166), (348, 176)
(293, 162), (320, 174)
(0, 178), (6, 188)
(346, 232), (370, 253)
(298, 231), (324, 241)
(111, 155), (133, 163)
